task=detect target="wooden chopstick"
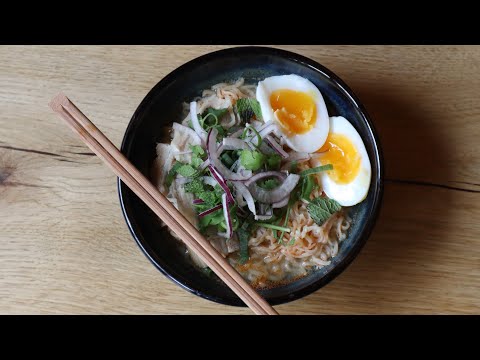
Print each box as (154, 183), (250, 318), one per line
(49, 94), (278, 315)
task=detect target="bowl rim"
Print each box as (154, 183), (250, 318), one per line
(117, 46), (384, 307)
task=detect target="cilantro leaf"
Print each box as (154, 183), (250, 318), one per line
(191, 155), (204, 168)
(190, 145), (205, 156)
(165, 162), (184, 187)
(176, 164), (197, 178)
(265, 154), (282, 170)
(258, 178), (280, 190)
(239, 149), (265, 171)
(205, 107), (228, 120)
(236, 98), (262, 121)
(199, 208), (224, 230)
(307, 197), (342, 226)
(198, 191), (217, 207)
(184, 178), (204, 194)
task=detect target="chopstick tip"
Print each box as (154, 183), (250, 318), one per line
(49, 93), (70, 111)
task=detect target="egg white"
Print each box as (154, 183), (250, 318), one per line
(311, 116), (371, 206)
(256, 74), (329, 153)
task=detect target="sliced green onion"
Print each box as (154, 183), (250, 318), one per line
(300, 164), (333, 177)
(201, 112), (219, 129)
(247, 124), (262, 148)
(255, 222), (291, 233)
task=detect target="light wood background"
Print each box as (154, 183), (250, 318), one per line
(1, 45), (479, 314)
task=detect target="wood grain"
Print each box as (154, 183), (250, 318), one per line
(1, 45), (479, 314)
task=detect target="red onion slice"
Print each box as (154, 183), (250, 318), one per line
(198, 204), (223, 218)
(208, 164), (235, 204)
(232, 181), (256, 216)
(248, 174), (300, 203)
(272, 196), (289, 208)
(265, 135), (289, 159)
(206, 127), (250, 181)
(244, 171), (287, 187)
(221, 193), (233, 238)
(193, 198), (205, 205)
(229, 128), (244, 138)
(222, 137), (249, 151)
(199, 159), (210, 172)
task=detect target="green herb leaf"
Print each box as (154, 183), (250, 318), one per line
(236, 98), (263, 121)
(198, 191), (218, 207)
(287, 237), (296, 246)
(237, 215), (254, 265)
(307, 197), (342, 226)
(265, 154), (282, 170)
(258, 178), (280, 190)
(203, 107), (228, 121)
(300, 175), (315, 201)
(165, 162), (184, 187)
(184, 178), (205, 195)
(199, 208), (224, 230)
(176, 164), (197, 178)
(190, 155), (204, 168)
(300, 164), (333, 177)
(239, 149), (265, 171)
(190, 145), (205, 156)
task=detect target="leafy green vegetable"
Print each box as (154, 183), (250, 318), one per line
(190, 145), (205, 156)
(258, 178), (280, 190)
(198, 191), (217, 207)
(165, 162), (184, 187)
(239, 149), (265, 171)
(236, 98), (262, 121)
(176, 164), (197, 178)
(184, 178), (204, 195)
(189, 145), (206, 169)
(190, 155), (204, 169)
(199, 208), (224, 230)
(203, 107), (228, 122)
(307, 197), (342, 226)
(237, 215), (254, 265)
(300, 175), (315, 201)
(265, 154), (282, 170)
(300, 164), (333, 177)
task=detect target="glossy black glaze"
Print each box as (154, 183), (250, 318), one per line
(118, 47), (384, 307)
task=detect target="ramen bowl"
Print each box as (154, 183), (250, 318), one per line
(118, 46), (384, 306)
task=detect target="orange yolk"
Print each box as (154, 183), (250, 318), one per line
(269, 89), (316, 135)
(317, 133), (361, 184)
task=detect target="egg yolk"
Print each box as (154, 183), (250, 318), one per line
(317, 133), (361, 184)
(270, 89), (316, 135)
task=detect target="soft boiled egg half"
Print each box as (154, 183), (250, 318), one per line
(311, 116), (371, 206)
(256, 74), (330, 153)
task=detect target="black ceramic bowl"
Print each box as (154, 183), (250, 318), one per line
(118, 46), (384, 307)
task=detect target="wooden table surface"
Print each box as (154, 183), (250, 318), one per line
(1, 45), (479, 314)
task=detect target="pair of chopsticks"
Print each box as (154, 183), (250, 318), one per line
(49, 94), (278, 315)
